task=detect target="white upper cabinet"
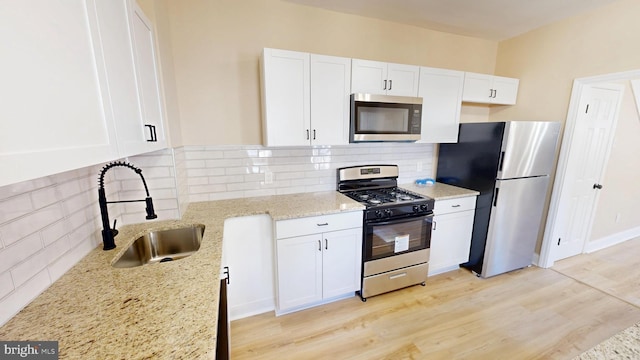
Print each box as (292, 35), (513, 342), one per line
(94, 0), (166, 158)
(0, 0), (118, 187)
(417, 67), (465, 143)
(0, 0), (167, 187)
(462, 72), (519, 105)
(127, 2), (167, 154)
(352, 59), (419, 97)
(310, 54), (351, 146)
(261, 49), (350, 146)
(261, 48), (311, 146)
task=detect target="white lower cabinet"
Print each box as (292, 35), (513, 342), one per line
(275, 211), (362, 314)
(221, 215), (275, 321)
(428, 196), (477, 276)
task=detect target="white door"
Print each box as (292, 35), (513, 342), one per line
(491, 76), (519, 105)
(417, 67), (464, 143)
(386, 63), (420, 97)
(310, 54), (351, 145)
(322, 228), (361, 299)
(351, 59), (387, 95)
(261, 48), (310, 146)
(550, 84), (624, 261)
(462, 72), (494, 103)
(276, 234), (323, 310)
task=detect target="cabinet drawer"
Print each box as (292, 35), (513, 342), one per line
(276, 211), (363, 239)
(433, 196), (477, 215)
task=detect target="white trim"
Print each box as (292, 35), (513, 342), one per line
(584, 226), (640, 254)
(539, 69), (639, 269)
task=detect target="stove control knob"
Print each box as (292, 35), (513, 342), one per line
(413, 205), (420, 213)
(384, 209), (393, 217)
(420, 204), (429, 212)
(374, 210), (383, 218)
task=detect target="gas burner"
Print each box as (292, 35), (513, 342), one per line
(369, 199), (381, 205)
(399, 195), (412, 201)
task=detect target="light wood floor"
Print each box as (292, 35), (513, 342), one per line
(231, 239), (640, 360)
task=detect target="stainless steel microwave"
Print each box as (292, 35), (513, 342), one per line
(350, 93), (423, 142)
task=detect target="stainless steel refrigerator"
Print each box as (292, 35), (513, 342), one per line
(436, 121), (560, 278)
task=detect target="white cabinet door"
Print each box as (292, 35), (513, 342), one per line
(261, 48), (310, 146)
(351, 59), (388, 95)
(276, 234), (323, 310)
(127, 2), (167, 154)
(417, 67), (464, 143)
(0, 0), (118, 187)
(386, 63), (420, 97)
(352, 59), (419, 96)
(322, 228), (362, 299)
(310, 54), (351, 145)
(462, 72), (494, 103)
(222, 215), (275, 321)
(462, 72), (519, 105)
(429, 196), (476, 276)
(492, 76), (519, 105)
(429, 210), (475, 275)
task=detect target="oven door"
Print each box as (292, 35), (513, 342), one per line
(363, 214), (432, 262)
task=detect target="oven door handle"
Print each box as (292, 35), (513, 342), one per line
(367, 214), (433, 226)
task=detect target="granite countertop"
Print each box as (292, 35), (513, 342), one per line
(401, 182), (479, 200)
(0, 191), (364, 359)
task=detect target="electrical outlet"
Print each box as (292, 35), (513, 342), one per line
(264, 171), (273, 184)
(416, 161), (423, 172)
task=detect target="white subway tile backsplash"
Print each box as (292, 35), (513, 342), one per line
(0, 270), (51, 327)
(0, 193), (33, 225)
(10, 250), (49, 288)
(0, 271), (14, 299)
(0, 144), (434, 327)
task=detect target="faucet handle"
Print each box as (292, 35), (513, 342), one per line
(145, 197), (158, 220)
(112, 219), (119, 237)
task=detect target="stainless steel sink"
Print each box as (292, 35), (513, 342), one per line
(112, 225), (205, 268)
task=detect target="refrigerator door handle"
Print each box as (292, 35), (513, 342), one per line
(493, 188), (500, 207)
(498, 151), (505, 172)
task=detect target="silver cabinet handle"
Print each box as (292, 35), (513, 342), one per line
(451, 204), (461, 208)
(318, 240), (321, 251)
(388, 79), (392, 90)
(433, 220), (437, 231)
(313, 129), (316, 140)
(306, 129), (310, 140)
(317, 223), (328, 226)
(383, 79), (387, 90)
(325, 239), (328, 250)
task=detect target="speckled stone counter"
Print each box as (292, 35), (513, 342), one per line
(401, 182), (479, 200)
(574, 322), (640, 359)
(0, 191), (363, 359)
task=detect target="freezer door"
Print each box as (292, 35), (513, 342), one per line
(481, 176), (549, 278)
(498, 121), (560, 179)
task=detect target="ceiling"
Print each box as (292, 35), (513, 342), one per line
(283, 0), (621, 41)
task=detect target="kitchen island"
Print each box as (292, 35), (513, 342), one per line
(0, 192), (363, 359)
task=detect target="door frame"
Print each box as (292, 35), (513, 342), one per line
(538, 69), (639, 268)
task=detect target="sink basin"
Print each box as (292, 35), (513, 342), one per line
(112, 225), (205, 268)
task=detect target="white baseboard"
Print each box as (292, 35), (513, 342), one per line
(229, 298), (275, 322)
(584, 226), (640, 253)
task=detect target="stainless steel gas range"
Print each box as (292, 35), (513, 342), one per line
(337, 165), (434, 301)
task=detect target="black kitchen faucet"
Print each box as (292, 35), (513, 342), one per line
(98, 161), (157, 250)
